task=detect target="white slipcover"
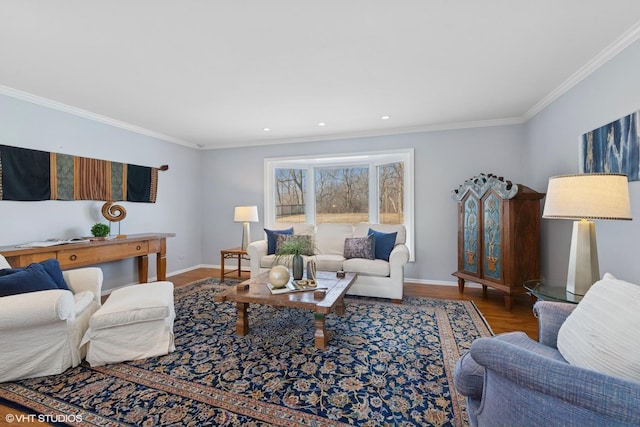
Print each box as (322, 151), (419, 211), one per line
(0, 254), (103, 383)
(81, 281), (175, 367)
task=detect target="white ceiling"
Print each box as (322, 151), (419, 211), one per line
(2, 1), (640, 150)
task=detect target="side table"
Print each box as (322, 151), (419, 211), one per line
(220, 247), (250, 283)
(523, 279), (583, 304)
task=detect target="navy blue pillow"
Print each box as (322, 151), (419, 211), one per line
(368, 228), (398, 261)
(265, 227), (294, 255)
(0, 259), (69, 290)
(0, 263), (60, 297)
(39, 259), (69, 290)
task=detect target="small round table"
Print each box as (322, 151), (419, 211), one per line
(523, 279), (583, 304)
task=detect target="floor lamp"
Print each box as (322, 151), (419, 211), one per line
(542, 173), (631, 295)
(234, 206), (259, 251)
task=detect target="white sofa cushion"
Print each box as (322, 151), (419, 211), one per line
(343, 258), (390, 276)
(557, 273), (640, 382)
(315, 223), (354, 255)
(315, 255), (345, 272)
(90, 282), (173, 330)
(290, 223), (316, 237)
(261, 254), (346, 273)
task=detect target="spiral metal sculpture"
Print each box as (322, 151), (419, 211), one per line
(101, 201), (127, 222)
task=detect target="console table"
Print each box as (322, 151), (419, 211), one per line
(0, 233), (175, 283)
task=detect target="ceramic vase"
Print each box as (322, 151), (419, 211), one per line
(292, 254), (304, 280)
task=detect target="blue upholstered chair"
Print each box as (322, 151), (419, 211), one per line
(454, 301), (640, 427)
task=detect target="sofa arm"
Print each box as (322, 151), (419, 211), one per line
(0, 289), (75, 328)
(533, 301), (576, 348)
(471, 337), (640, 425)
(63, 267), (104, 305)
(389, 244), (409, 271)
(389, 244), (409, 265)
(247, 240), (268, 277)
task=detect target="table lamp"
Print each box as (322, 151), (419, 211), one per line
(234, 206), (259, 250)
(542, 173), (631, 295)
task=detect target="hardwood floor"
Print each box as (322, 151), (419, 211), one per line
(0, 268), (538, 426)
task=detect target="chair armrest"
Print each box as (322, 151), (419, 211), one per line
(533, 301), (576, 348)
(471, 337), (640, 424)
(63, 267), (103, 305)
(0, 289), (74, 328)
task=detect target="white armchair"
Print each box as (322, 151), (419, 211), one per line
(0, 254), (103, 382)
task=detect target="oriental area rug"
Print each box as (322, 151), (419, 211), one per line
(0, 278), (493, 426)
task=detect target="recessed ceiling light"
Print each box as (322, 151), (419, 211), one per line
(381, 115), (390, 120)
(263, 128), (270, 132)
(318, 122), (326, 127)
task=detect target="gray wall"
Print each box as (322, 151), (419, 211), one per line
(202, 124), (527, 283)
(525, 38), (640, 283)
(0, 94), (203, 291)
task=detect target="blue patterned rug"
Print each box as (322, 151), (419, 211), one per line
(0, 278), (492, 426)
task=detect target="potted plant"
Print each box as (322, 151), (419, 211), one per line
(91, 223), (110, 238)
(273, 235), (314, 280)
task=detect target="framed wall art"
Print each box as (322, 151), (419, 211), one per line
(580, 110), (639, 181)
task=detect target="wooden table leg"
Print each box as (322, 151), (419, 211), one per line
(138, 254), (149, 283)
(236, 302), (249, 335)
(220, 252), (226, 283)
(157, 252), (167, 281)
(237, 254), (242, 278)
(335, 298), (346, 316)
(314, 313), (328, 350)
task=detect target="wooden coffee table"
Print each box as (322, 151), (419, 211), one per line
(214, 271), (357, 350)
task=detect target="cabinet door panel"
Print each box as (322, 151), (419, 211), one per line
(483, 192), (502, 280)
(462, 194), (480, 275)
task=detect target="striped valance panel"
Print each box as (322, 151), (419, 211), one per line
(0, 145), (158, 203)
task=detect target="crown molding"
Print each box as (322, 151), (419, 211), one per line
(204, 117), (525, 150)
(0, 85), (198, 149)
(523, 21), (640, 121)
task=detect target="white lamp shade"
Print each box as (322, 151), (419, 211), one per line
(234, 205), (259, 223)
(543, 173), (632, 220)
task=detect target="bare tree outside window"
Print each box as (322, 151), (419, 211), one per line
(379, 162), (404, 224)
(275, 168), (306, 223)
(315, 167), (369, 223)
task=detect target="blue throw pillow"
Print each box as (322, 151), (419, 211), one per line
(368, 228), (397, 261)
(0, 263), (60, 297)
(0, 259), (69, 290)
(265, 227), (294, 255)
(39, 259), (69, 290)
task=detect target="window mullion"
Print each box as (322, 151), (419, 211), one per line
(369, 162), (379, 223)
(306, 166), (316, 224)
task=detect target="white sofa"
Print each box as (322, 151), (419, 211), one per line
(248, 223), (410, 301)
(0, 254), (103, 382)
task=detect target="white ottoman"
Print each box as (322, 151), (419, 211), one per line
(81, 281), (176, 367)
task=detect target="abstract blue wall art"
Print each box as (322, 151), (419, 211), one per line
(580, 111), (639, 181)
